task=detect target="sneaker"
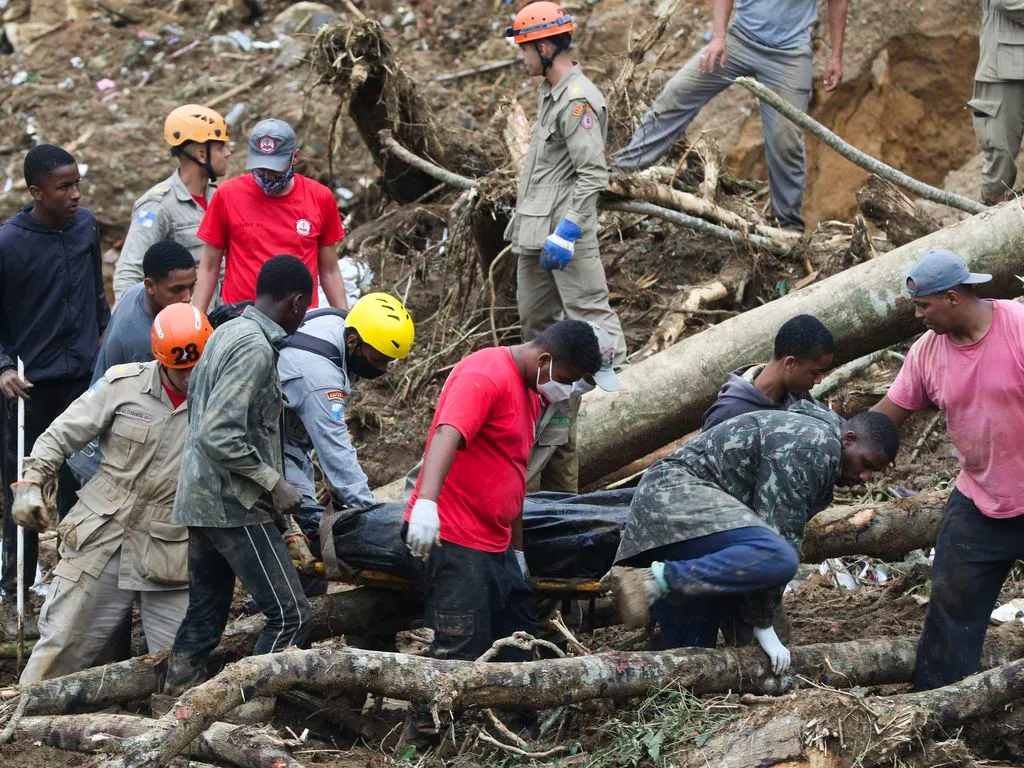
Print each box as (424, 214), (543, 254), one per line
(608, 566), (659, 628)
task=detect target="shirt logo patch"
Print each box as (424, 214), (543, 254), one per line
(136, 210), (157, 228)
(580, 111), (595, 130)
(296, 218), (312, 236)
(330, 402), (344, 422)
(115, 406), (152, 423)
(257, 136), (278, 154)
(326, 390), (346, 401)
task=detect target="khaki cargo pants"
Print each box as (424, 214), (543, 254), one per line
(970, 80), (1024, 204)
(21, 550), (188, 683)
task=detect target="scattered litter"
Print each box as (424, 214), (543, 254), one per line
(820, 558), (858, 590)
(96, 78), (116, 91)
(272, 2), (338, 37)
(252, 39), (281, 50)
(226, 30), (253, 52)
(11, 71), (28, 86)
(334, 184), (355, 203)
(401, 11), (416, 25)
(225, 102), (247, 128)
(70, 56), (84, 69)
(702, 30), (712, 41)
(78, 164), (89, 177)
(3, 179), (13, 195)
(991, 598), (1024, 625)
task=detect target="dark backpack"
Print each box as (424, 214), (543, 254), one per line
(207, 301), (350, 366)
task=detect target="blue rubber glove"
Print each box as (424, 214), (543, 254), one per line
(540, 218), (582, 271)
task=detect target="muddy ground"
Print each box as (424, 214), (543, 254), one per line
(0, 0), (1018, 765)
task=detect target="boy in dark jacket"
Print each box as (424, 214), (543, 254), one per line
(0, 144), (110, 637)
(701, 314), (834, 431)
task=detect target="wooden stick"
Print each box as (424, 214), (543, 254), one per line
(434, 59), (517, 83)
(734, 77), (987, 215)
(204, 73), (270, 110)
(908, 410), (944, 464)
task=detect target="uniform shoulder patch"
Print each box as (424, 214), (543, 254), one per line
(106, 363), (146, 381)
(135, 210), (158, 228)
(326, 390), (346, 401)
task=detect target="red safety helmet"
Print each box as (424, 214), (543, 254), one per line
(504, 1), (574, 45)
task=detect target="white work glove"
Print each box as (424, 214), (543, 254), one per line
(406, 499), (440, 558)
(753, 625), (791, 675)
(514, 549), (529, 578)
(10, 481), (50, 532)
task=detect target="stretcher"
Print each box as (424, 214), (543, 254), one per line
(338, 567), (607, 599)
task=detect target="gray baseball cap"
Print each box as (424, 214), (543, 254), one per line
(906, 249), (991, 297)
(246, 118), (296, 172)
(587, 322), (621, 392)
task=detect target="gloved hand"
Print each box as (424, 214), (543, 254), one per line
(753, 625), (791, 675)
(406, 498), (440, 558)
(11, 481), (50, 532)
(514, 549), (529, 578)
(540, 218), (582, 271)
(283, 516), (319, 575)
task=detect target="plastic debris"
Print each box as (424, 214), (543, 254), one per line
(991, 598), (1024, 625)
(70, 56), (85, 69)
(225, 102), (247, 128)
(11, 71), (28, 86)
(96, 78), (116, 91)
(226, 30), (253, 52)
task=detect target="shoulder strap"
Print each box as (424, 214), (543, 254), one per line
(279, 332), (344, 366)
(302, 307), (349, 323)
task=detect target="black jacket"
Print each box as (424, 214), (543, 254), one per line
(0, 207), (110, 382)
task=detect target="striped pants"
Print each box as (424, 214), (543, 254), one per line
(164, 522), (312, 694)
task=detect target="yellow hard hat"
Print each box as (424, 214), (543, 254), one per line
(164, 104), (228, 147)
(346, 293), (415, 360)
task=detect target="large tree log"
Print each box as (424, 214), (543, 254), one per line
(17, 714), (299, 768)
(576, 201), (1024, 485)
(857, 174), (940, 247)
(95, 627), (1024, 768)
(801, 490), (948, 562)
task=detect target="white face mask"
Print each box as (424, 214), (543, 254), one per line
(536, 357), (573, 404)
(572, 379), (596, 396)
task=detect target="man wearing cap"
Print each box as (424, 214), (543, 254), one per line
(191, 118), (347, 312)
(873, 248), (1024, 690)
(970, 1), (1024, 205)
(527, 322), (619, 493)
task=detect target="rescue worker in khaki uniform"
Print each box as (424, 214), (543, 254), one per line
(9, 304), (213, 682)
(970, 1), (1024, 205)
(113, 105), (230, 302)
(505, 2), (626, 491)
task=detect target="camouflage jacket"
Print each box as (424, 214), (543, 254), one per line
(171, 306), (285, 528)
(616, 400), (843, 561)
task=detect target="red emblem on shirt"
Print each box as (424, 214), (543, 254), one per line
(257, 136), (278, 154)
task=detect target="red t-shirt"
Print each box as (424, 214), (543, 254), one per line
(162, 377), (186, 409)
(192, 194), (208, 211)
(888, 299), (1024, 518)
(406, 347), (540, 552)
(196, 173), (345, 307)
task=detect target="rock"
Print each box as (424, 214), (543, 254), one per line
(271, 1), (337, 37)
(273, 33), (305, 68)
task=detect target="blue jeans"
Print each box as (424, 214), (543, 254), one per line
(643, 526), (798, 648)
(913, 489), (1024, 690)
(164, 522), (313, 693)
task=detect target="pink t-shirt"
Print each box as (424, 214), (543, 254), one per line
(888, 300), (1024, 518)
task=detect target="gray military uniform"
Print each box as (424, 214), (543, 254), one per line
(970, 0), (1024, 204)
(172, 306), (284, 529)
(113, 170), (215, 301)
(278, 313), (375, 511)
(20, 362), (191, 682)
(508, 65), (627, 365)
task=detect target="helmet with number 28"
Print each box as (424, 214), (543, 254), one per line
(151, 304), (214, 369)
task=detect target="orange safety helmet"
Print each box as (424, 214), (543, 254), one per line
(151, 304), (214, 369)
(504, 1), (574, 44)
(164, 104), (229, 147)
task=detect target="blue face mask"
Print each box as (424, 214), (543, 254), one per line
(253, 165), (294, 195)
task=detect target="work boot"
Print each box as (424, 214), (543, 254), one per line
(0, 597), (38, 640)
(608, 566), (662, 628)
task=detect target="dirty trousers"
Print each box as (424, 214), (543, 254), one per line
(913, 489), (1024, 690)
(423, 540), (537, 661)
(164, 523), (312, 693)
(517, 249), (627, 366)
(1, 376), (90, 600)
(20, 549), (188, 683)
(970, 80), (1024, 204)
(613, 28), (812, 230)
(639, 526), (798, 649)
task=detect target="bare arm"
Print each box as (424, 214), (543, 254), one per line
(700, 0), (735, 72)
(871, 395), (914, 429)
(317, 244), (348, 310)
(416, 424), (464, 503)
(823, 0), (849, 90)
(192, 244), (225, 312)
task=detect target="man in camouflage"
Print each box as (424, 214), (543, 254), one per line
(608, 401), (899, 673)
(163, 255), (314, 695)
(113, 105), (230, 303)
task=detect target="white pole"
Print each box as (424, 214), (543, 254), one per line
(15, 357), (25, 669)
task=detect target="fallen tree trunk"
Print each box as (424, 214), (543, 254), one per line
(857, 174), (940, 247)
(801, 490), (948, 562)
(95, 628), (1024, 768)
(576, 201), (1024, 485)
(18, 714), (299, 768)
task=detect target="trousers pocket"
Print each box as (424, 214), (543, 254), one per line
(146, 521), (190, 586)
